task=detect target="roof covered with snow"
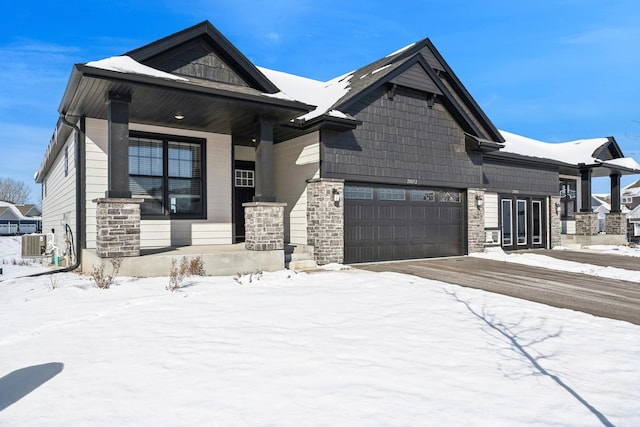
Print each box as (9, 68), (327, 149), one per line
(0, 201), (41, 220)
(499, 130), (640, 172)
(86, 56), (190, 81)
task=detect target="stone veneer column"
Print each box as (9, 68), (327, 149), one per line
(550, 196), (562, 248)
(243, 202), (286, 251)
(307, 178), (344, 265)
(574, 211), (599, 236)
(605, 212), (627, 236)
(467, 188), (485, 254)
(94, 198), (144, 258)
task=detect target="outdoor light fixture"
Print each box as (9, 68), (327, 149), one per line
(332, 188), (341, 206)
(555, 202), (562, 215)
(427, 93), (437, 108)
(476, 194), (484, 208)
(174, 113), (185, 120)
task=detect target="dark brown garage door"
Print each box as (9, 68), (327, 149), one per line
(344, 185), (464, 263)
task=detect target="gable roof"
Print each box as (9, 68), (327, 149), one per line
(259, 38), (503, 142)
(0, 201), (41, 221)
(497, 130), (640, 177)
(126, 21), (280, 94)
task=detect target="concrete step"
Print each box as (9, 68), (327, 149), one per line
(285, 244), (317, 270)
(288, 259), (318, 272)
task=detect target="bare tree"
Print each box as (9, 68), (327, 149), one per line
(0, 177), (32, 204)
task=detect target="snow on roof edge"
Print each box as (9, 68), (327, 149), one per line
(85, 56), (189, 82)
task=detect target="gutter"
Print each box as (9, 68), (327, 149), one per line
(18, 115), (85, 278)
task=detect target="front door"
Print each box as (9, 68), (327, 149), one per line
(234, 161), (255, 242)
(501, 196), (546, 250)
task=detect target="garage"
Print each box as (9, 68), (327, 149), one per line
(344, 184), (464, 263)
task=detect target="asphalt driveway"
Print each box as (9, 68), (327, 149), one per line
(357, 251), (640, 325)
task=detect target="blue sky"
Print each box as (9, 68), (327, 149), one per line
(1, 0), (639, 203)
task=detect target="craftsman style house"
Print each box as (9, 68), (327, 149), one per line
(35, 21), (640, 275)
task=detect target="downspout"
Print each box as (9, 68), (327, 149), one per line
(22, 114), (84, 278)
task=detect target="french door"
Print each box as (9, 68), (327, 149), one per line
(501, 196), (545, 250)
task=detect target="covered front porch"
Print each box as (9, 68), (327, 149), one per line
(82, 243), (284, 277)
(560, 158), (640, 247)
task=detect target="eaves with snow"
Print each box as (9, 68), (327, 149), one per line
(499, 130), (640, 173)
(82, 53), (640, 177)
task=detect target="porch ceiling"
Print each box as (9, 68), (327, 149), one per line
(60, 65), (313, 143)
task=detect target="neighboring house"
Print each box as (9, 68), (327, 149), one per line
(34, 21), (640, 274)
(621, 179), (640, 210)
(0, 201), (42, 235)
(590, 194), (629, 233)
(628, 204), (640, 243)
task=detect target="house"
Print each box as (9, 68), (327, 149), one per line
(0, 201), (41, 235)
(34, 21), (640, 275)
(628, 204), (640, 243)
(621, 179), (640, 210)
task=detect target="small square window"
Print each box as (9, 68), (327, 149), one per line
(235, 169), (255, 188)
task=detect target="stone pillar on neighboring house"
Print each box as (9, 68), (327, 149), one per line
(605, 212), (627, 236)
(575, 212), (599, 236)
(243, 202), (286, 251)
(550, 196), (562, 248)
(467, 188), (485, 254)
(94, 198), (144, 258)
(307, 178), (344, 265)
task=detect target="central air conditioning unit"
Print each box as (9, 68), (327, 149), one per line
(22, 234), (49, 257)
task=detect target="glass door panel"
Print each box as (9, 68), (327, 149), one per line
(532, 200), (542, 244)
(517, 199), (527, 245)
(501, 199), (513, 246)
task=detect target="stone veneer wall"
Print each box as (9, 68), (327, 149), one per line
(575, 212), (599, 236)
(243, 202), (286, 251)
(307, 178), (344, 265)
(605, 212), (627, 235)
(467, 188), (485, 253)
(550, 196), (562, 248)
(94, 198), (143, 258)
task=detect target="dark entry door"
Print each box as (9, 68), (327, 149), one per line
(234, 161), (255, 242)
(344, 184), (464, 263)
(501, 196), (546, 250)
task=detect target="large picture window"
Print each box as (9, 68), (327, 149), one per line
(129, 133), (205, 218)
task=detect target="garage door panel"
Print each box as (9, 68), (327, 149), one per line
(344, 185), (464, 263)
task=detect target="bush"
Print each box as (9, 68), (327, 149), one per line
(167, 256), (204, 291)
(91, 258), (122, 289)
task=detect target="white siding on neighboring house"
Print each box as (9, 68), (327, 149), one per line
(274, 131), (320, 244)
(484, 193), (499, 228)
(84, 119), (233, 249)
(41, 128), (76, 254)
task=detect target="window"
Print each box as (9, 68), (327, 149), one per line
(559, 178), (577, 220)
(129, 133), (205, 218)
(517, 199), (527, 245)
(64, 147), (69, 177)
(437, 191), (461, 203)
(532, 200), (542, 244)
(235, 170), (254, 187)
(344, 186), (373, 200)
(501, 199), (512, 246)
(410, 190), (435, 202)
(378, 188), (406, 201)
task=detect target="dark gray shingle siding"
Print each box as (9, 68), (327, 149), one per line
(483, 159), (558, 195)
(322, 86), (482, 188)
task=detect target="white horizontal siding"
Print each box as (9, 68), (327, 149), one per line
(274, 131), (320, 244)
(484, 193), (499, 228)
(41, 128), (77, 252)
(234, 145), (255, 162)
(84, 119), (233, 249)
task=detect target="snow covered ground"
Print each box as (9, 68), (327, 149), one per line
(1, 236), (639, 426)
